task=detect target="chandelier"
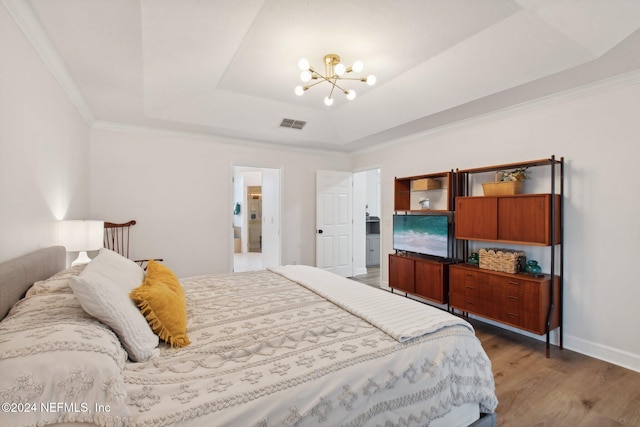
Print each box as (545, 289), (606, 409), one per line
(294, 54), (376, 106)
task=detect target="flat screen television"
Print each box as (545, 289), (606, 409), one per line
(393, 214), (450, 258)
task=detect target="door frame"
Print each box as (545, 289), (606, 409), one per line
(352, 165), (382, 280)
(230, 164), (282, 272)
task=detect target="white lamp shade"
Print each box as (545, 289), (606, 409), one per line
(59, 220), (104, 252)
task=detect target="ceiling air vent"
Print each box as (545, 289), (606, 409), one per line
(280, 118), (306, 130)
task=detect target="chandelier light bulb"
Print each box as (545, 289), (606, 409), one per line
(324, 96), (334, 106)
(300, 70), (312, 82)
(346, 90), (356, 100)
(366, 75), (377, 86)
(295, 86), (305, 96)
(298, 58), (310, 71)
(334, 63), (346, 76)
(352, 61), (364, 73)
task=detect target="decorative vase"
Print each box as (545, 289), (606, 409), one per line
(468, 252), (479, 265)
(525, 260), (542, 275)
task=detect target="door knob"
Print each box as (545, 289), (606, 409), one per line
(318, 229), (323, 234)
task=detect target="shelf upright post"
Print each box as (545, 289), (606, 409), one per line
(559, 157), (565, 350)
(546, 155), (556, 357)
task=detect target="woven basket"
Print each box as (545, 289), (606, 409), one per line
(478, 248), (526, 274)
(412, 178), (441, 191)
(482, 171), (524, 196)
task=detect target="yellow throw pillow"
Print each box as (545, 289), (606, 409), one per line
(130, 260), (190, 348)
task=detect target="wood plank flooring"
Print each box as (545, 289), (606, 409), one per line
(349, 270), (640, 426)
(471, 319), (640, 426)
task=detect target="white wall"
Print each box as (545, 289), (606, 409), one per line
(350, 74), (640, 372)
(0, 5), (90, 263)
(89, 128), (348, 277)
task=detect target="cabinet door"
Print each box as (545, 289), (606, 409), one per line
(367, 235), (380, 266)
(388, 255), (414, 293)
(498, 196), (546, 244)
(414, 260), (446, 303)
(455, 197), (498, 240)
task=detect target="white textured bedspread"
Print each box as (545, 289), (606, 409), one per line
(123, 268), (496, 427)
(269, 265), (474, 342)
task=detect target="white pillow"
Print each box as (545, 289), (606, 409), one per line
(69, 248), (159, 362)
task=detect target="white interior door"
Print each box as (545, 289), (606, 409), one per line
(316, 170), (353, 277)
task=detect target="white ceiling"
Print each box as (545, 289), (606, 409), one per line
(9, 0), (640, 152)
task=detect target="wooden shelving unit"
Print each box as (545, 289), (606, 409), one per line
(394, 171), (453, 212)
(389, 157), (564, 357)
(453, 156), (564, 357)
(391, 171), (454, 305)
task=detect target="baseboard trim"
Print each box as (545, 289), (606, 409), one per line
(353, 267), (368, 276)
(465, 315), (640, 374)
(563, 334), (640, 374)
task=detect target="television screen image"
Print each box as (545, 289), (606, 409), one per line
(393, 214), (449, 258)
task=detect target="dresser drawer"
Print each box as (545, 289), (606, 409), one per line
(449, 265), (493, 316)
(449, 264), (559, 337)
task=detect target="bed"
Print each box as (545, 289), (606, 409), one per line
(0, 246), (497, 427)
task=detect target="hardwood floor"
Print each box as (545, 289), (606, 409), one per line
(471, 319), (640, 426)
(348, 272), (640, 426)
(350, 267), (380, 286)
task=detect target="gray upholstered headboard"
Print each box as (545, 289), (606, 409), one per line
(0, 246), (66, 320)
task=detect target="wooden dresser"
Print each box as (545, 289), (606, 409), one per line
(449, 263), (560, 335)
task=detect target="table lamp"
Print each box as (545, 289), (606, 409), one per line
(59, 220), (104, 265)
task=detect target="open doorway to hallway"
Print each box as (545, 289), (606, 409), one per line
(352, 168), (381, 287)
(232, 166), (281, 272)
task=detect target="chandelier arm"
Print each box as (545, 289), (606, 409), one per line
(334, 77), (366, 82)
(328, 79), (350, 94)
(328, 79), (337, 98)
(304, 80), (327, 90)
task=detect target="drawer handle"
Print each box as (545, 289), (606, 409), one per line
(466, 301), (474, 306)
(508, 281), (520, 286)
(465, 286), (475, 290)
(508, 296), (519, 301)
(508, 312), (519, 318)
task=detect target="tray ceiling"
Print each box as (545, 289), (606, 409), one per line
(8, 0), (640, 152)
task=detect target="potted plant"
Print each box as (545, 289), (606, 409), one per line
(482, 167), (529, 195)
(500, 167), (529, 182)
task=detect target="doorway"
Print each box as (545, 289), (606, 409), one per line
(232, 166), (281, 272)
(353, 168), (381, 286)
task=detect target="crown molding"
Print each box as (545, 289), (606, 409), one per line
(3, 0), (95, 125)
(352, 68), (640, 155)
